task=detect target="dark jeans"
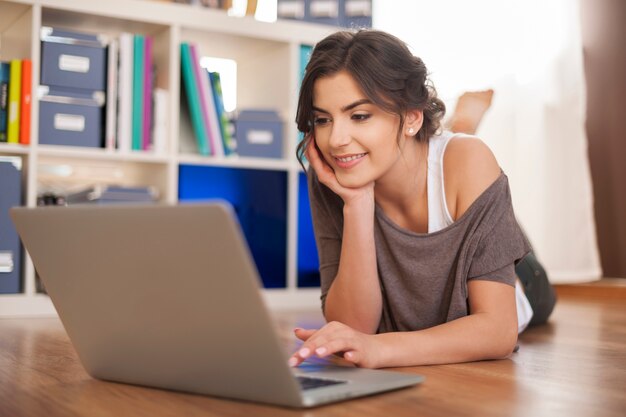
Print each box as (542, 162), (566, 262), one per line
(515, 252), (557, 326)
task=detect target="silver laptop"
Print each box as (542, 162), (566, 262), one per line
(10, 203), (424, 408)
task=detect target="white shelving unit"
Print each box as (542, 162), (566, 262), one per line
(0, 0), (334, 317)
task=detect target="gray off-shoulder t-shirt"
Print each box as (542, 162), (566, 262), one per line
(307, 169), (531, 333)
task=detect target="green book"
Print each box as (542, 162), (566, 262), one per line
(180, 43), (209, 156)
(209, 71), (233, 155)
(132, 35), (144, 151)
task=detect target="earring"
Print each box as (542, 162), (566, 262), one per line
(408, 128), (415, 134)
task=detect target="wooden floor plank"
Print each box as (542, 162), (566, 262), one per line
(0, 291), (624, 416)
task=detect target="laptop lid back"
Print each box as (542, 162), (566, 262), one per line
(11, 203), (303, 406)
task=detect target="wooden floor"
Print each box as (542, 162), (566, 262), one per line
(0, 284), (625, 417)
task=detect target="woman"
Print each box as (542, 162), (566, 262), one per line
(289, 30), (555, 369)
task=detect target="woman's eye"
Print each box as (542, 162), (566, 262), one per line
(352, 113), (371, 122)
(314, 117), (331, 126)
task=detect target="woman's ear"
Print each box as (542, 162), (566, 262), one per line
(405, 110), (424, 135)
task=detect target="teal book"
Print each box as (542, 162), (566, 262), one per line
(180, 43), (209, 156)
(132, 34), (145, 151)
(299, 44), (313, 87)
(208, 71), (233, 155)
(298, 45), (313, 147)
(0, 62), (9, 142)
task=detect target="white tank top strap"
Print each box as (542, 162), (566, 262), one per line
(427, 131), (457, 234)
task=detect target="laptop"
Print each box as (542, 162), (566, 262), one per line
(10, 202), (424, 408)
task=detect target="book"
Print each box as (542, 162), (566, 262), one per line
(117, 33), (134, 153)
(152, 88), (169, 155)
(189, 43), (223, 156)
(180, 42), (209, 155)
(132, 34), (145, 151)
(0, 62), (9, 143)
(6, 59), (22, 144)
(298, 44), (313, 144)
(105, 39), (119, 151)
(142, 36), (153, 151)
(209, 71), (233, 155)
(19, 60), (32, 145)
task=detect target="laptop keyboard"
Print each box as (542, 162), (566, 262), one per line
(296, 376), (347, 391)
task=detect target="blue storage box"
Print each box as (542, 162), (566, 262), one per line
(307, 0), (340, 26)
(343, 0), (372, 28)
(40, 27), (107, 91)
(235, 110), (283, 159)
(279, 0), (371, 28)
(38, 86), (105, 148)
(277, 0), (305, 20)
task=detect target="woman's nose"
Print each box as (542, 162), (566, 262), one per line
(328, 122), (351, 148)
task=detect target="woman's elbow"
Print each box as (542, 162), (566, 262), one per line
(490, 323), (518, 359)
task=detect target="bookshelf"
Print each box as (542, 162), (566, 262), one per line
(0, 0), (334, 317)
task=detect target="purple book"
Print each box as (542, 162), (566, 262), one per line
(142, 36), (153, 151)
(189, 43), (216, 155)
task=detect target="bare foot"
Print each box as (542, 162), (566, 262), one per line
(448, 89), (494, 135)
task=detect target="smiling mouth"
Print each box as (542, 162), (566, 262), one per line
(334, 153), (367, 163)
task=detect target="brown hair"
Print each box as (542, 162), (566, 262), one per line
(295, 29), (446, 166)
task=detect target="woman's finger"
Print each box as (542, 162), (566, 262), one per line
(313, 337), (353, 358)
(306, 139), (335, 180)
(344, 351), (360, 364)
(288, 340), (322, 367)
(293, 328), (316, 341)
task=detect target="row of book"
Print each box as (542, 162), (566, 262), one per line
(180, 42), (233, 156)
(38, 185), (159, 206)
(0, 60), (32, 145)
(108, 33), (168, 154)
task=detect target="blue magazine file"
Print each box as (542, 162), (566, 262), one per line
(0, 156), (23, 293)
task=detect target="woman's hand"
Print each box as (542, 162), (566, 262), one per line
(288, 321), (385, 369)
(305, 137), (374, 206)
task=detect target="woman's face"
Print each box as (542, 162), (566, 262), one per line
(312, 70), (403, 189)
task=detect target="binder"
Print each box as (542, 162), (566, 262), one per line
(7, 59), (22, 144)
(0, 62), (9, 143)
(142, 36), (153, 151)
(117, 33), (134, 152)
(180, 43), (209, 155)
(0, 156), (23, 294)
(19, 59), (32, 145)
(132, 34), (144, 151)
(105, 39), (119, 150)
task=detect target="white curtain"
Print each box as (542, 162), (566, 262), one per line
(373, 0), (602, 283)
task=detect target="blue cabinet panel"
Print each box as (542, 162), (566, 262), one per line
(178, 165), (287, 288)
(297, 172), (320, 287)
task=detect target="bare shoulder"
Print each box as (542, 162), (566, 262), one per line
(442, 134), (501, 220)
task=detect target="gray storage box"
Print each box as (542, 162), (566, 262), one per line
(235, 110), (283, 158)
(40, 27), (107, 91)
(38, 86), (105, 148)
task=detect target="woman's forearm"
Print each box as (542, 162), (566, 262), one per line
(324, 200), (382, 334)
(374, 312), (518, 367)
